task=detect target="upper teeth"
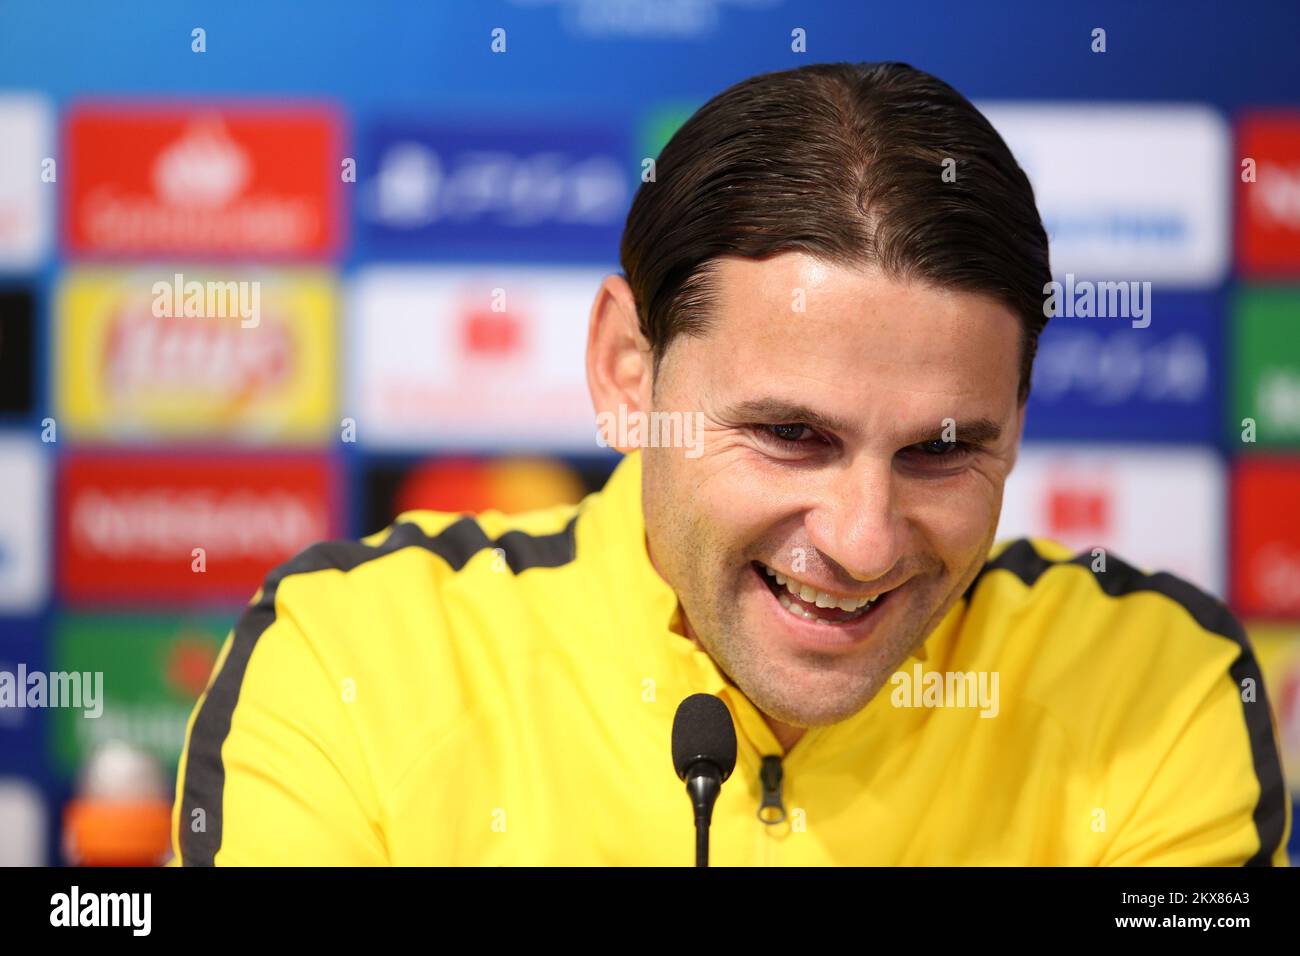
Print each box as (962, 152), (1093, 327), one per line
(762, 564), (878, 611)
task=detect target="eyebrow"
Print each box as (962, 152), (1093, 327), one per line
(723, 398), (1004, 446)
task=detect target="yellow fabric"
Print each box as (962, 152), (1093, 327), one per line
(172, 450), (1291, 865)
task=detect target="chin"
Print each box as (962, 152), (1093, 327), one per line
(758, 683), (875, 729)
(739, 646), (882, 717)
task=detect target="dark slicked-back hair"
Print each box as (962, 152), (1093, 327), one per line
(620, 61), (1052, 403)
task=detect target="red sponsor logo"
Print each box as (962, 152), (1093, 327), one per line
(1237, 113), (1300, 277)
(457, 289), (529, 360)
(58, 453), (338, 603)
(1232, 458), (1300, 617)
(460, 305), (524, 358)
(1044, 481), (1112, 539)
(64, 105), (342, 257)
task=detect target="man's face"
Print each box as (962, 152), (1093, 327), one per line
(639, 252), (1026, 730)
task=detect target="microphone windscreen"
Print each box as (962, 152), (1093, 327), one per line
(672, 693), (737, 782)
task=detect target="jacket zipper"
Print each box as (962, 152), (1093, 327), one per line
(755, 754), (786, 866)
(757, 754), (787, 825)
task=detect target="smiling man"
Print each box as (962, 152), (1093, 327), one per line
(174, 62), (1290, 866)
(609, 255), (1025, 754)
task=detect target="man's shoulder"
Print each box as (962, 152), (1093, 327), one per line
(966, 535), (1243, 651)
(212, 501), (586, 748)
(222, 504), (579, 686)
(264, 502), (581, 605)
(961, 536), (1260, 740)
(961, 537), (1288, 865)
(964, 536), (1270, 762)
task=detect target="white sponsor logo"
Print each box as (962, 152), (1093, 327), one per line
(0, 94), (51, 268)
(350, 266), (603, 449)
(996, 445), (1224, 597)
(363, 141), (626, 228)
(507, 0), (785, 39)
(1253, 161), (1300, 229)
(104, 308), (291, 398)
(1257, 368), (1300, 435)
(82, 117), (316, 251)
(1032, 331), (1208, 405)
(0, 437), (48, 613)
(76, 703), (194, 763)
(71, 489), (319, 559)
(0, 780), (46, 866)
(154, 118), (249, 207)
(1253, 542), (1300, 613)
(979, 103), (1229, 285)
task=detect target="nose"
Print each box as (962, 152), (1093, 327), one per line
(804, 456), (903, 586)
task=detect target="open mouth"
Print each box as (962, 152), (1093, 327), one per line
(752, 561), (890, 626)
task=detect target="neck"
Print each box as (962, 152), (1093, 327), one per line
(646, 534), (807, 756)
(674, 599), (808, 756)
(765, 717), (806, 755)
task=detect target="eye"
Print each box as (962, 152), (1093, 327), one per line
(748, 423), (828, 453)
(767, 423), (813, 444)
(902, 438), (976, 465)
(916, 438), (964, 455)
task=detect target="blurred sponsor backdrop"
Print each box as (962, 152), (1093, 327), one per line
(1, 0), (1299, 864)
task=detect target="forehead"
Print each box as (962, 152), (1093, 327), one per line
(672, 252), (1023, 427)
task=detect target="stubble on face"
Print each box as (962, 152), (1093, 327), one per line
(636, 253), (1025, 734)
(644, 454), (1002, 731)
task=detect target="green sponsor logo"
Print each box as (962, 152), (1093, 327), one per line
(51, 614), (229, 778)
(1233, 287), (1300, 448)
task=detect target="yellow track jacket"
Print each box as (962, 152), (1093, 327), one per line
(173, 450), (1290, 865)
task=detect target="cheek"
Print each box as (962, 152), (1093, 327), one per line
(903, 478), (1005, 559)
(670, 460), (789, 571)
(693, 481), (770, 558)
(645, 453), (750, 571)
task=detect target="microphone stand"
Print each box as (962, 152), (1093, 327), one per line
(685, 762), (722, 868)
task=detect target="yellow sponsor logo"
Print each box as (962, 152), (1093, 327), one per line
(57, 268), (335, 440)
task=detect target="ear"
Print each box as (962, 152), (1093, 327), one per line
(586, 273), (652, 453)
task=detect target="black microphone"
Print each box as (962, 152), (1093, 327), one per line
(671, 693), (737, 867)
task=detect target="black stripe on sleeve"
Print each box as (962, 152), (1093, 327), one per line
(965, 539), (1287, 866)
(178, 514), (577, 866)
